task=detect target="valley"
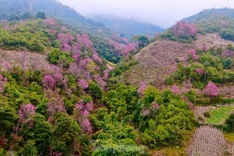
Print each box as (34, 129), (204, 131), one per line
(0, 1), (233, 156)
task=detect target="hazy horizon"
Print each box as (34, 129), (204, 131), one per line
(58, 0), (234, 28)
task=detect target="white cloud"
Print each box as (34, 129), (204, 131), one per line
(58, 0), (234, 28)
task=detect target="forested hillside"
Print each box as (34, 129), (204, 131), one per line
(0, 1), (234, 156)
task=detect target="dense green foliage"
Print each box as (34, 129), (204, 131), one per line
(225, 113), (234, 132)
(167, 46), (234, 89)
(166, 45), (234, 106)
(48, 49), (74, 67)
(0, 65), (196, 155)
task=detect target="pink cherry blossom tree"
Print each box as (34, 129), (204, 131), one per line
(75, 100), (93, 133)
(0, 74), (7, 93)
(171, 84), (180, 95)
(78, 79), (89, 90)
(195, 68), (204, 75)
(137, 82), (147, 96)
(204, 82), (219, 97)
(57, 33), (74, 52)
(16, 104), (36, 134)
(189, 49), (199, 60)
(42, 75), (56, 90)
(172, 20), (198, 38)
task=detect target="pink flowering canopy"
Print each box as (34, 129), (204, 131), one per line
(19, 104), (36, 121)
(137, 82), (147, 96)
(189, 49), (199, 60)
(171, 85), (180, 95)
(204, 82), (219, 97)
(195, 68), (204, 75)
(172, 20), (198, 38)
(42, 75), (56, 90)
(78, 79), (89, 90)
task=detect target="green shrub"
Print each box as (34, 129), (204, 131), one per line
(204, 111), (211, 118)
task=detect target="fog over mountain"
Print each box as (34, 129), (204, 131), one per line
(58, 0), (234, 28)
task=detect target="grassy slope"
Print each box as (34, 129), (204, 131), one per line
(206, 105), (234, 125)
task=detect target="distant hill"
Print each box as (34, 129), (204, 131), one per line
(92, 15), (164, 39)
(183, 8), (234, 41)
(0, 0), (111, 36)
(184, 8), (234, 23)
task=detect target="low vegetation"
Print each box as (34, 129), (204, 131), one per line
(206, 105), (234, 125)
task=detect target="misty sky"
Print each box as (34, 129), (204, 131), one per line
(58, 0), (234, 28)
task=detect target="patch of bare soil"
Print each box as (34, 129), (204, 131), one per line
(193, 106), (215, 121)
(219, 85), (234, 98)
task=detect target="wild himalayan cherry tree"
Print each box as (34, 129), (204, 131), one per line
(189, 49), (199, 60)
(44, 17), (56, 26)
(204, 82), (219, 97)
(77, 33), (93, 49)
(78, 79), (89, 90)
(0, 74), (7, 93)
(47, 91), (66, 119)
(137, 83), (147, 96)
(42, 75), (56, 90)
(122, 43), (138, 56)
(75, 100), (93, 133)
(172, 20), (198, 38)
(171, 84), (180, 95)
(16, 104), (36, 134)
(57, 33), (74, 52)
(195, 68), (204, 75)
(19, 104), (36, 121)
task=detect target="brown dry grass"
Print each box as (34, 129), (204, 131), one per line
(0, 49), (50, 71)
(187, 126), (228, 156)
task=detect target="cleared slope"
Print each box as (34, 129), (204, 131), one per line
(125, 34), (234, 89)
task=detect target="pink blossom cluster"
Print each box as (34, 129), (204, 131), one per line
(171, 84), (180, 95)
(93, 52), (103, 64)
(141, 108), (150, 117)
(1, 20), (10, 30)
(189, 49), (199, 60)
(44, 18), (56, 26)
(103, 68), (113, 81)
(77, 33), (93, 49)
(172, 20), (198, 38)
(47, 91), (66, 117)
(122, 43), (137, 56)
(137, 83), (147, 96)
(52, 152), (63, 156)
(151, 102), (160, 110)
(94, 74), (106, 89)
(57, 33), (74, 52)
(42, 75), (56, 90)
(75, 100), (93, 133)
(0, 74), (7, 93)
(121, 37), (129, 44)
(222, 49), (234, 58)
(204, 82), (219, 97)
(78, 79), (89, 90)
(195, 68), (204, 75)
(19, 104), (36, 121)
(1, 61), (11, 71)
